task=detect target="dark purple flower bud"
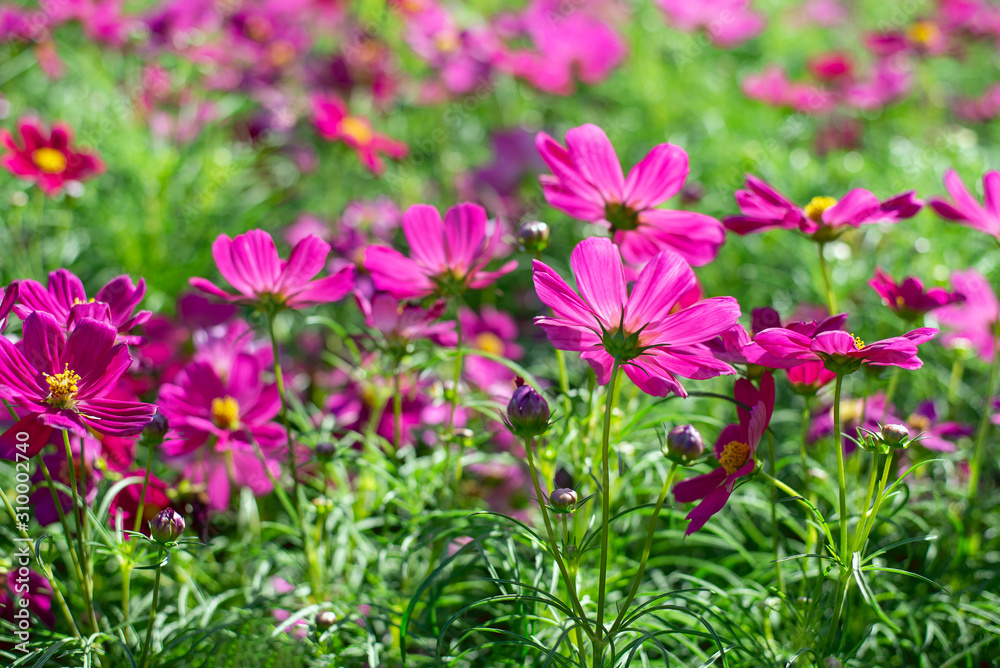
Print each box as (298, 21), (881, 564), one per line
(517, 220), (550, 254)
(822, 658), (842, 668)
(143, 413), (169, 444)
(549, 488), (578, 513)
(150, 508), (185, 544)
(664, 425), (705, 464)
(881, 423), (911, 449)
(315, 442), (336, 461)
(504, 378), (550, 438)
(751, 307), (782, 336)
(679, 182), (705, 205)
(315, 610), (336, 630)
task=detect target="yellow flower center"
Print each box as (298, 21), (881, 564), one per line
(474, 332), (505, 357)
(853, 335), (865, 350)
(907, 20), (939, 45)
(267, 40), (296, 67)
(803, 196), (837, 223)
(907, 414), (931, 432)
(45, 365), (81, 408)
(718, 440), (751, 476)
(33, 148), (67, 174)
(72, 297), (96, 305)
(434, 31), (460, 53)
(210, 396), (241, 431)
(337, 116), (373, 145)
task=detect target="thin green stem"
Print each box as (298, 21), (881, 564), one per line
(967, 325), (1000, 504)
(817, 242), (837, 314)
(947, 356), (964, 419)
(799, 396), (816, 594)
(766, 430), (784, 593)
(825, 373), (849, 651)
(62, 429), (97, 634)
(392, 362), (403, 452)
(882, 367), (901, 422)
(38, 456), (84, 584)
(140, 546), (164, 668)
(855, 450), (895, 556)
(594, 360), (622, 667)
(608, 462), (679, 638)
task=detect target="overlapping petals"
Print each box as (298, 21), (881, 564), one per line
(0, 117), (105, 196)
(869, 267), (963, 320)
(747, 326), (938, 372)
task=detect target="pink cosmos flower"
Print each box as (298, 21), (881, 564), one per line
(14, 269), (151, 343)
(29, 435), (102, 526)
(787, 360), (837, 395)
(746, 325), (938, 372)
(532, 237), (740, 397)
(536, 124), (725, 266)
(673, 373), (774, 534)
(808, 392), (898, 445)
(355, 292), (457, 346)
(724, 174), (923, 240)
(190, 229), (355, 310)
(460, 306), (524, 394)
(869, 267), (964, 320)
(741, 66), (836, 114)
(933, 269), (1000, 362)
(0, 117), (105, 195)
(311, 94), (408, 175)
(928, 169), (1000, 240)
(656, 0), (765, 47)
(954, 84), (1000, 123)
(0, 312), (157, 458)
(108, 469), (172, 536)
(158, 356), (284, 511)
(1, 569), (54, 633)
(0, 281), (17, 333)
(904, 401), (973, 453)
(364, 202), (517, 299)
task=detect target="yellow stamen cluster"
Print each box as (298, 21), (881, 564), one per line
(475, 332), (505, 357)
(718, 440), (751, 475)
(45, 365), (81, 408)
(434, 31), (460, 53)
(72, 297), (97, 305)
(853, 335), (865, 350)
(32, 148), (68, 174)
(907, 414), (931, 433)
(338, 116), (374, 145)
(803, 196), (838, 223)
(210, 396), (241, 431)
(907, 21), (939, 46)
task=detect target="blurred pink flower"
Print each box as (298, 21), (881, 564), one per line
(312, 94), (408, 174)
(870, 267), (964, 320)
(934, 269), (1000, 362)
(747, 325), (938, 372)
(460, 306), (523, 394)
(928, 169), (1000, 239)
(656, 0), (765, 47)
(1, 117), (105, 196)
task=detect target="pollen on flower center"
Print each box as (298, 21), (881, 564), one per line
(803, 196), (837, 223)
(72, 297), (96, 305)
(33, 147), (67, 174)
(907, 414), (931, 432)
(45, 364), (81, 408)
(434, 31), (460, 52)
(475, 332), (505, 356)
(907, 20), (939, 45)
(604, 201), (640, 231)
(718, 440), (750, 475)
(338, 116), (374, 145)
(267, 40), (296, 67)
(211, 396), (241, 431)
(853, 335), (865, 350)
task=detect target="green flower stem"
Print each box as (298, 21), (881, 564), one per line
(392, 361), (403, 452)
(37, 456), (84, 585)
(825, 373), (850, 651)
(0, 485), (80, 637)
(139, 546), (164, 668)
(766, 430), (784, 593)
(967, 323), (1000, 505)
(947, 356), (964, 419)
(817, 242), (837, 315)
(607, 461), (679, 638)
(594, 360), (622, 667)
(124, 439), (159, 623)
(881, 366), (901, 423)
(523, 436), (593, 661)
(854, 450), (895, 556)
(62, 429), (98, 634)
(799, 397), (817, 594)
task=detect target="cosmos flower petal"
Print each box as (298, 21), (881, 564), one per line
(623, 143), (689, 210)
(402, 204), (448, 272)
(564, 124), (625, 202)
(569, 236), (626, 329)
(365, 246), (435, 299)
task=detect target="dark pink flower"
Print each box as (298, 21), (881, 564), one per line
(928, 169), (1000, 239)
(870, 267), (964, 320)
(312, 94), (408, 175)
(0, 312), (157, 458)
(536, 124), (725, 266)
(787, 360), (836, 395)
(656, 0), (765, 47)
(747, 325), (938, 373)
(460, 306), (524, 394)
(933, 269), (1000, 362)
(1, 569), (54, 632)
(0, 281), (17, 333)
(29, 435), (102, 526)
(741, 66), (836, 114)
(108, 469), (173, 536)
(954, 84), (1000, 123)
(808, 392), (898, 445)
(724, 174), (923, 240)
(0, 117), (105, 195)
(364, 202), (516, 299)
(673, 374), (774, 534)
(14, 269), (151, 343)
(190, 229), (354, 310)
(905, 401), (973, 453)
(532, 237), (740, 397)
(355, 292), (456, 346)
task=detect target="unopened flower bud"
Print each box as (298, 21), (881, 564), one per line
(751, 307), (782, 336)
(504, 378), (550, 438)
(143, 414), (169, 445)
(822, 658), (842, 668)
(549, 488), (578, 513)
(517, 220), (550, 254)
(881, 423), (910, 449)
(664, 425), (704, 464)
(315, 442), (336, 461)
(150, 508), (185, 543)
(562, 543), (578, 560)
(315, 610), (336, 630)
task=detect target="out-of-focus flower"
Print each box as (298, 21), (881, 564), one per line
(364, 202), (516, 299)
(312, 94), (408, 175)
(673, 374), (774, 534)
(190, 229), (354, 310)
(355, 292), (456, 347)
(933, 269), (1000, 362)
(870, 267), (964, 321)
(954, 84), (1000, 123)
(0, 117), (105, 196)
(29, 434), (102, 526)
(533, 237), (740, 397)
(656, 0), (764, 47)
(536, 123), (725, 266)
(809, 393), (898, 444)
(461, 306), (523, 393)
(904, 401), (973, 452)
(0, 569), (54, 632)
(724, 175), (923, 240)
(928, 169), (1000, 240)
(0, 281), (17, 333)
(108, 470), (173, 536)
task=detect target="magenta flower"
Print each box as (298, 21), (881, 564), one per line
(747, 325), (938, 373)
(312, 94), (408, 175)
(29, 435), (102, 526)
(808, 393), (898, 445)
(460, 306), (524, 394)
(108, 469), (172, 536)
(0, 312), (157, 458)
(190, 229), (354, 310)
(14, 269), (151, 343)
(0, 117), (105, 196)
(0, 281), (17, 333)
(928, 169), (1000, 240)
(725, 175), (923, 240)
(535, 124), (725, 266)
(787, 360), (836, 395)
(905, 401), (973, 453)
(1, 569), (54, 631)
(532, 237), (740, 397)
(673, 374), (774, 534)
(158, 355), (284, 510)
(741, 66), (836, 114)
(869, 267), (963, 320)
(355, 292), (457, 346)
(656, 0), (765, 48)
(364, 202), (516, 299)
(933, 269), (1000, 362)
